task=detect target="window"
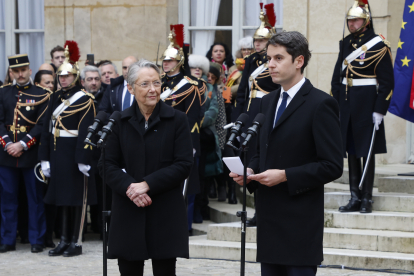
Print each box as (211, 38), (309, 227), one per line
(179, 0), (283, 57)
(0, 0), (44, 84)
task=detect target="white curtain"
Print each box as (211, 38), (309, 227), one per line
(190, 0), (221, 57)
(0, 0), (6, 83)
(244, 0), (282, 37)
(18, 0), (44, 73)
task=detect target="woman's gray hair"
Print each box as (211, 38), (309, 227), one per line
(127, 59), (160, 89)
(80, 65), (101, 80)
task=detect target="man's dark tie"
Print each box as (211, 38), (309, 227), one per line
(122, 88), (131, 111)
(274, 92), (288, 127)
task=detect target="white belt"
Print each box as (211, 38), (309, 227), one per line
(248, 90), (267, 99)
(51, 127), (79, 137)
(342, 78), (377, 86)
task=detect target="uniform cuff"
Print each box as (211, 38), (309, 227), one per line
(19, 140), (28, 151)
(1, 135), (12, 149)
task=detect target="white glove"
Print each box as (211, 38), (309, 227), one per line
(41, 161), (51, 178)
(78, 163), (91, 177)
(372, 112), (384, 130)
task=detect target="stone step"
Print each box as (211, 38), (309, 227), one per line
(324, 191), (413, 212)
(208, 198), (255, 223)
(324, 182), (349, 193)
(335, 164), (414, 185)
(206, 222), (414, 254)
(189, 235), (414, 270)
(378, 176), (414, 194)
(324, 209), (414, 232)
(192, 220), (215, 236)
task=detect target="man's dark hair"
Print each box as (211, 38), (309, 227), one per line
(267, 31), (311, 74)
(50, 45), (65, 59)
(34, 70), (53, 84)
(96, 60), (112, 68)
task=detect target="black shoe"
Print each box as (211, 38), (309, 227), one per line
(217, 186), (227, 202)
(0, 244), (16, 253)
(49, 241), (70, 256)
(31, 244), (44, 253)
(360, 198), (373, 213)
(246, 216), (257, 227)
(63, 242), (82, 257)
(20, 237), (30, 244)
(339, 198), (361, 212)
(45, 239), (56, 248)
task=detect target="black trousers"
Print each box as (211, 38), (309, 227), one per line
(118, 258), (176, 276)
(261, 263), (317, 276)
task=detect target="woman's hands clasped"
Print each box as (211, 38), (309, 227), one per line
(126, 181), (152, 208)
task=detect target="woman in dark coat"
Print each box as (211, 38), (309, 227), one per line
(99, 59), (193, 276)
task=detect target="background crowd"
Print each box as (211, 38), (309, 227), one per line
(0, 35), (258, 252)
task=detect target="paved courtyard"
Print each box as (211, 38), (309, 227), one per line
(0, 238), (413, 276)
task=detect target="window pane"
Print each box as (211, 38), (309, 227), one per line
(216, 0), (232, 27)
(190, 0), (221, 27)
(17, 0), (44, 73)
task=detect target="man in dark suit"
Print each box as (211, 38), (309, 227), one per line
(230, 31), (343, 276)
(98, 56), (137, 116)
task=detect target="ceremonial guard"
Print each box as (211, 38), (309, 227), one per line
(39, 41), (97, 257)
(331, 0), (394, 213)
(160, 24), (206, 232)
(0, 54), (51, 253)
(231, 4), (280, 226)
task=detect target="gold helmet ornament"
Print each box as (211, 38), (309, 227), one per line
(57, 40), (81, 88)
(253, 3), (277, 40)
(161, 24), (185, 73)
(347, 0), (371, 33)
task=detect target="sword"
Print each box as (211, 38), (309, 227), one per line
(359, 125), (377, 190)
(77, 174), (89, 245)
(156, 42), (160, 67)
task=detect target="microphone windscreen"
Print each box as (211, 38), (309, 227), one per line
(94, 111), (107, 122)
(253, 113), (266, 125)
(237, 113), (249, 126)
(109, 111), (122, 122)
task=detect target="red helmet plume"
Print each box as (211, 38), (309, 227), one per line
(63, 40), (80, 64)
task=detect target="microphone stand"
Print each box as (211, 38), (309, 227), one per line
(85, 134), (110, 276)
(226, 139), (248, 276)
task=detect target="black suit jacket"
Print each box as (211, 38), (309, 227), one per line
(248, 79), (343, 265)
(98, 75), (124, 117)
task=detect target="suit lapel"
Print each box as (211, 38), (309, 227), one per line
(271, 79), (313, 132)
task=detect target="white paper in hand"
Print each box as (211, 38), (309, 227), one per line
(223, 157), (252, 176)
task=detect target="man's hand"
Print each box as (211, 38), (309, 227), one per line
(7, 142), (24, 157)
(229, 168), (254, 186)
(131, 193), (152, 208)
(127, 181), (150, 200)
(247, 169), (287, 187)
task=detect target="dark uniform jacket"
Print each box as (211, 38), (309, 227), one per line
(0, 83), (50, 168)
(98, 75), (124, 117)
(99, 101), (193, 261)
(38, 85), (97, 206)
(331, 28), (394, 157)
(248, 79), (343, 265)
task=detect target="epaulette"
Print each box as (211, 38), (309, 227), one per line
(161, 73), (166, 79)
(199, 78), (207, 83)
(184, 76), (198, 86)
(35, 84), (53, 94)
(378, 33), (391, 48)
(243, 54), (251, 60)
(0, 83), (12, 89)
(82, 89), (95, 100)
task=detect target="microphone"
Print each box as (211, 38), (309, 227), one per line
(242, 113), (266, 147)
(97, 112), (122, 147)
(84, 111), (107, 145)
(226, 113), (249, 149)
(223, 123), (235, 130)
